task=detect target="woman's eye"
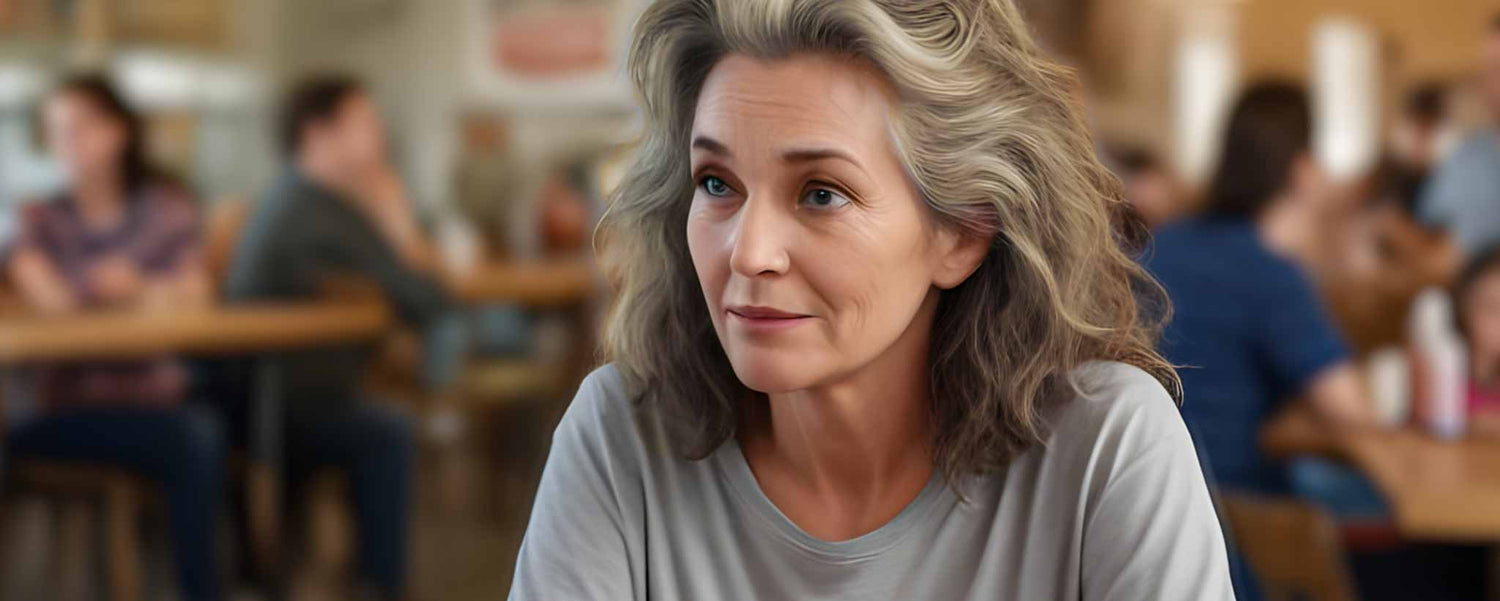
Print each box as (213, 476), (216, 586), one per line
(700, 176), (732, 197)
(800, 188), (850, 210)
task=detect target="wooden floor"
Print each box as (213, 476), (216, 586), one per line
(0, 394), (566, 601)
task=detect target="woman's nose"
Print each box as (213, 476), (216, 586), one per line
(728, 195), (791, 277)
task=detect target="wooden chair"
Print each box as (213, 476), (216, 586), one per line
(6, 463), (147, 601)
(0, 277), (150, 601)
(1220, 493), (1359, 601)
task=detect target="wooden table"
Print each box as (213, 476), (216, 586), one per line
(0, 257), (600, 582)
(1264, 407), (1500, 542)
(453, 257), (600, 389)
(453, 257), (595, 306)
(0, 299), (395, 582)
(0, 300), (391, 363)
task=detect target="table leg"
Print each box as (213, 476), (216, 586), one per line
(246, 358), (283, 586)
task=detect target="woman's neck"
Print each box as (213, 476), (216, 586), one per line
(740, 291), (938, 538)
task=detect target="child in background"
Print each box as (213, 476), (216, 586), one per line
(1456, 244), (1500, 436)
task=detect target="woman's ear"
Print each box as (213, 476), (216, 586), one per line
(932, 227), (992, 290)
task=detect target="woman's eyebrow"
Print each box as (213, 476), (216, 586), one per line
(691, 135), (866, 172)
(781, 147), (860, 166)
(691, 135), (731, 157)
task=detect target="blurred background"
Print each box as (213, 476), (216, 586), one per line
(0, 0), (1497, 600)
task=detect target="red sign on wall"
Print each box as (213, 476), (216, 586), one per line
(491, 5), (612, 78)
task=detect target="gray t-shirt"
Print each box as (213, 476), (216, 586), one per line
(509, 362), (1235, 600)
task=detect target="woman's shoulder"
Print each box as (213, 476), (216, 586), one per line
(552, 363), (656, 459)
(564, 363), (635, 422)
(1044, 361), (1189, 457)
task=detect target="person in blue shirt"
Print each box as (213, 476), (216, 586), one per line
(1143, 82), (1381, 495)
(1418, 15), (1500, 258)
(1143, 80), (1389, 601)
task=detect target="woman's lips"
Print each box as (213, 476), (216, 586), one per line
(726, 305), (812, 332)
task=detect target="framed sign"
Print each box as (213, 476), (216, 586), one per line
(466, 0), (643, 108)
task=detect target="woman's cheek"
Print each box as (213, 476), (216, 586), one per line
(686, 217), (728, 301)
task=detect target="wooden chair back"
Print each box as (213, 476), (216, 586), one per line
(1221, 493), (1359, 601)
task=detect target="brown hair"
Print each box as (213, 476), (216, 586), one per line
(48, 73), (154, 193)
(598, 0), (1178, 481)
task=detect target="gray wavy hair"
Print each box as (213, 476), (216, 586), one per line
(596, 0), (1178, 480)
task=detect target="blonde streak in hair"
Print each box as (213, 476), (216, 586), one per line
(714, 0), (791, 52)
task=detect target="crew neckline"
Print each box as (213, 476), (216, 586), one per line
(713, 438), (953, 562)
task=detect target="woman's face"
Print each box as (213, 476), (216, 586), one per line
(1466, 268), (1500, 375)
(686, 53), (982, 393)
(44, 92), (128, 185)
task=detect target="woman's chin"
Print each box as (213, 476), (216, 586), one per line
(727, 352), (825, 394)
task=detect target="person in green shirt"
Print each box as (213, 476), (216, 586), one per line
(222, 75), (449, 601)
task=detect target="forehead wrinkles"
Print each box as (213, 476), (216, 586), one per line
(692, 54), (897, 146)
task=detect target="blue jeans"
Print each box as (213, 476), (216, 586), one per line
(8, 405), (226, 601)
(283, 402), (415, 596)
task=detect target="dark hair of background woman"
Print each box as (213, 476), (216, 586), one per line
(49, 73), (157, 194)
(1204, 81), (1312, 219)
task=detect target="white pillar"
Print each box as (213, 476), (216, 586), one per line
(1172, 1), (1241, 188)
(1312, 17), (1381, 182)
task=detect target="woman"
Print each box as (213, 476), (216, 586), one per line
(509, 1), (1232, 599)
(4, 74), (224, 601)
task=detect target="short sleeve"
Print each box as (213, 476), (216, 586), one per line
(1253, 257), (1350, 398)
(508, 366), (641, 600)
(1076, 365), (1236, 601)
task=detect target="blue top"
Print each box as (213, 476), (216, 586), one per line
(1142, 216), (1349, 492)
(1418, 131), (1500, 257)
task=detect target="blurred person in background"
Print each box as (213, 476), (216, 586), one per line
(1, 74), (224, 601)
(221, 75), (448, 601)
(1143, 84), (1391, 601)
(1108, 145), (1187, 228)
(1389, 82), (1455, 213)
(1417, 15), (1500, 257)
(1456, 243), (1500, 437)
(1145, 82), (1380, 496)
(1104, 145), (1182, 229)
